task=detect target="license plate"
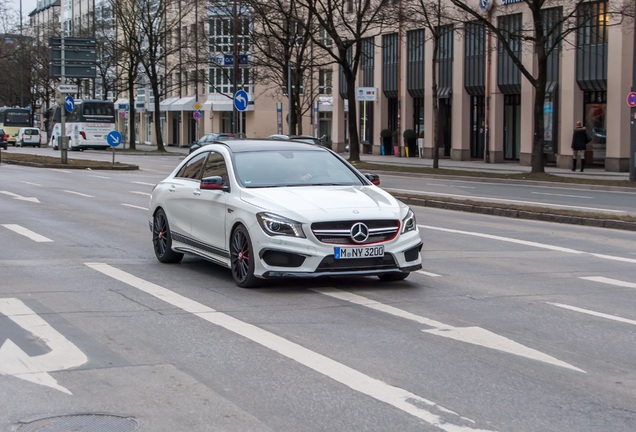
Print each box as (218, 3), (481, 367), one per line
(334, 245), (384, 259)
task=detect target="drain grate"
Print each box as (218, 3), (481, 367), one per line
(17, 414), (138, 432)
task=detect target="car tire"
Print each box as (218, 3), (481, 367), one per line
(152, 209), (184, 264)
(378, 272), (410, 281)
(230, 225), (261, 288)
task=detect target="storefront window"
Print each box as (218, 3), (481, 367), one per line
(584, 91), (606, 164)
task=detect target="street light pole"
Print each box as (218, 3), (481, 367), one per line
(631, 0), (636, 181)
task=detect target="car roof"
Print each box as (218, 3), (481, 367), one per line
(208, 139), (329, 154)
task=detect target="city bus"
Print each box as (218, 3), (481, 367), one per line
(0, 107), (33, 145)
(47, 99), (116, 151)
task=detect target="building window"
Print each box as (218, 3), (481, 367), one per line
(319, 69), (332, 95)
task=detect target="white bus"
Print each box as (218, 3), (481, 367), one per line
(47, 99), (116, 151)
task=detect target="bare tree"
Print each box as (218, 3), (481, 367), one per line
(448, 0), (628, 173)
(112, 0), (196, 151)
(296, 0), (399, 161)
(249, 0), (331, 135)
(402, 0), (460, 168)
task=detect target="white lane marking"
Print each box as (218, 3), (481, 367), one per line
(51, 169), (72, 174)
(0, 191), (40, 203)
(313, 288), (583, 373)
(21, 181), (42, 186)
(121, 203), (147, 211)
(589, 254), (636, 264)
(531, 192), (592, 199)
(64, 190), (94, 198)
(132, 181), (156, 186)
(419, 225), (584, 254)
(547, 302), (636, 326)
(389, 188), (625, 213)
(130, 191), (151, 197)
(2, 224), (52, 242)
(89, 175), (111, 179)
(86, 262), (495, 432)
(580, 276), (636, 289)
(426, 183), (476, 189)
(420, 225), (636, 265)
(0, 298), (88, 394)
(417, 270), (441, 277)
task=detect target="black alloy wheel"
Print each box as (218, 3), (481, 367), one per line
(152, 209), (184, 263)
(230, 225), (260, 288)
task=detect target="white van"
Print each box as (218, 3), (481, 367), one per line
(16, 127), (42, 147)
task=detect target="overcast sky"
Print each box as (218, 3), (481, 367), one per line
(14, 0), (39, 19)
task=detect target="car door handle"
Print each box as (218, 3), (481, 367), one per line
(169, 185), (176, 192)
(193, 189), (201, 196)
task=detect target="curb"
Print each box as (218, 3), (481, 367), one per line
(396, 195), (636, 232)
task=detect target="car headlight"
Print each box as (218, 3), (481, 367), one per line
(401, 208), (417, 233)
(256, 212), (306, 238)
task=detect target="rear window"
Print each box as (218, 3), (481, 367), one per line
(24, 129), (39, 135)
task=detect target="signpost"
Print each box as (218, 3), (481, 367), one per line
(106, 130), (122, 165)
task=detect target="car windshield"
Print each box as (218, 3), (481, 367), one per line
(234, 149), (364, 188)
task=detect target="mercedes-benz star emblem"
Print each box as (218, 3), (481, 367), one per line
(350, 223), (370, 244)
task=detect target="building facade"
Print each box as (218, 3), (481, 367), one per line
(28, 0), (633, 172)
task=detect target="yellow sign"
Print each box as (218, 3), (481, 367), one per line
(193, 102), (201, 111)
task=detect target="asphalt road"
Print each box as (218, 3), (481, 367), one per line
(1, 161), (635, 431)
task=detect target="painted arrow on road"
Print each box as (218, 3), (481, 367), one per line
(0, 298), (87, 394)
(0, 191), (40, 203)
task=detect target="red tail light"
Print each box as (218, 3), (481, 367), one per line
(80, 131), (87, 140)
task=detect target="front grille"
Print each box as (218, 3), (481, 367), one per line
(316, 254), (398, 272)
(311, 219), (399, 245)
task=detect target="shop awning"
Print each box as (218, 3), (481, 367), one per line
(114, 98), (129, 110)
(169, 96), (196, 111)
(159, 97), (179, 111)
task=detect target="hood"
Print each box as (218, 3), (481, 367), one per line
(239, 186), (404, 221)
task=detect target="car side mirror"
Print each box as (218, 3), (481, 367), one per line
(201, 176), (229, 191)
(364, 173), (380, 186)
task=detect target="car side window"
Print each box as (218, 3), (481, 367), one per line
(202, 152), (229, 184)
(175, 153), (207, 180)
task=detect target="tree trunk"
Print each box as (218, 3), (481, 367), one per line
(346, 74), (360, 162)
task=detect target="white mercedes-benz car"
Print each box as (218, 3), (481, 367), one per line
(149, 139), (422, 287)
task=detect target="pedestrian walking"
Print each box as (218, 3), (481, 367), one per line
(571, 121), (590, 172)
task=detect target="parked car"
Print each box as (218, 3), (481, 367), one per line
(15, 127), (42, 147)
(0, 128), (7, 150)
(189, 132), (244, 153)
(149, 139), (421, 288)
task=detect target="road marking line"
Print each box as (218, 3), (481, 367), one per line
(2, 224), (52, 242)
(121, 203), (147, 210)
(89, 175), (110, 179)
(531, 192), (593, 199)
(64, 190), (94, 198)
(130, 191), (151, 197)
(132, 181), (156, 186)
(420, 225), (636, 265)
(86, 262), (495, 432)
(389, 188), (625, 213)
(0, 298), (87, 394)
(416, 270), (441, 277)
(419, 225), (584, 254)
(580, 276), (636, 289)
(21, 181), (41, 186)
(547, 302), (636, 326)
(312, 288), (583, 373)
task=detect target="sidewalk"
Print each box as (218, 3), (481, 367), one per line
(357, 153), (630, 181)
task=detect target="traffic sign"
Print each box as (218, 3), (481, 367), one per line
(627, 92), (636, 108)
(234, 90), (249, 112)
(64, 96), (75, 113)
(106, 130), (122, 147)
(193, 101), (201, 111)
(57, 84), (78, 93)
(193, 111), (201, 121)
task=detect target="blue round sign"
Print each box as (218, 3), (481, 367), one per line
(627, 92), (636, 108)
(234, 90), (249, 112)
(64, 96), (75, 113)
(106, 130), (123, 147)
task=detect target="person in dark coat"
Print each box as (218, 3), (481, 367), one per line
(571, 121), (590, 172)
